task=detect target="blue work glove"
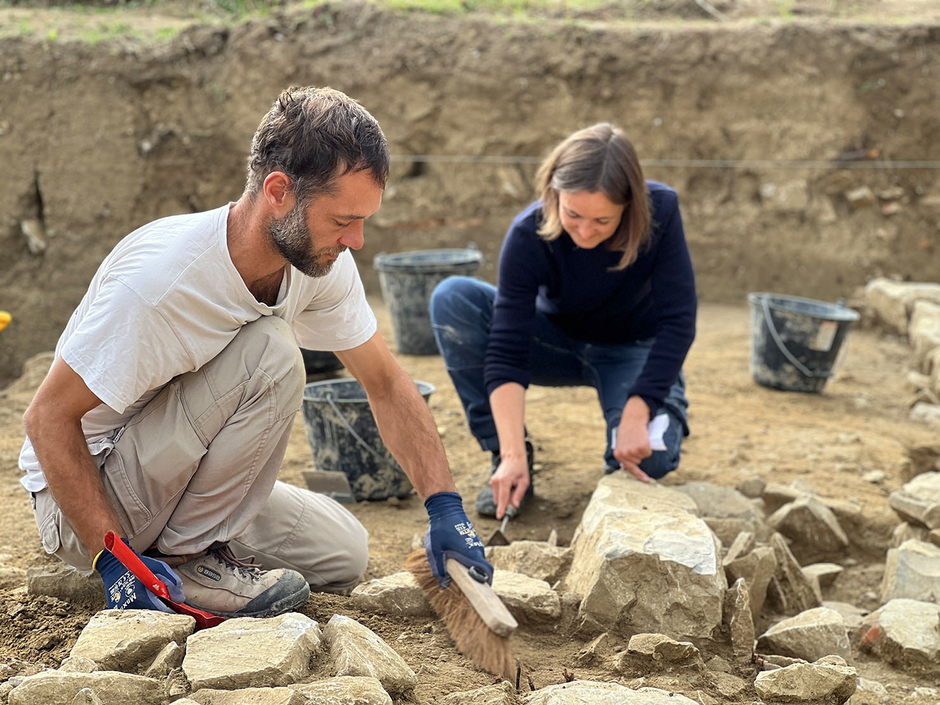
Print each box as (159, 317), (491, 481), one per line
(93, 538), (185, 613)
(424, 491), (494, 589)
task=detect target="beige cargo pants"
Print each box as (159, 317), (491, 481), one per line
(32, 316), (369, 594)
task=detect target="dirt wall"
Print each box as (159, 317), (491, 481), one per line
(1, 4), (939, 385)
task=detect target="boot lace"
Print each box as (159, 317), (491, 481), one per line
(209, 544), (263, 580)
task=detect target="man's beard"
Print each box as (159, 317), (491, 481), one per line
(269, 202), (346, 278)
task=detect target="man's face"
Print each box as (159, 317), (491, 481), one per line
(269, 168), (384, 278)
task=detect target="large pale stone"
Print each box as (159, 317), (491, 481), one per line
(881, 539), (940, 603)
(859, 598), (940, 670)
(485, 541), (572, 584)
(766, 497), (849, 564)
(69, 689), (102, 705)
(754, 655), (857, 703)
(725, 578), (755, 661)
(765, 534), (821, 616)
(889, 472), (940, 529)
(762, 484), (862, 527)
(864, 279), (940, 335)
(564, 474), (726, 640)
(524, 681), (698, 704)
(291, 677), (392, 704)
(350, 572), (432, 618)
(7, 672), (163, 705)
(757, 607), (852, 663)
(492, 570), (560, 624)
(183, 613), (320, 690)
(322, 614), (416, 696)
(910, 300), (940, 372)
(442, 680), (515, 704)
(69, 610), (194, 673)
(188, 688), (306, 704)
(26, 565), (105, 607)
(725, 546), (777, 623)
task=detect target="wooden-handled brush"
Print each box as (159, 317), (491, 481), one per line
(405, 549), (517, 680)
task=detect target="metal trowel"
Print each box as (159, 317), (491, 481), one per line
(486, 515), (511, 547)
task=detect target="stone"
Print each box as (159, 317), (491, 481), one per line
(492, 570), (560, 624)
(754, 655), (857, 703)
(761, 484), (861, 528)
(859, 599), (940, 671)
(350, 572), (432, 618)
(846, 679), (888, 705)
(722, 531), (756, 567)
(757, 607), (852, 663)
(803, 563), (843, 590)
(485, 541), (573, 584)
(821, 602), (868, 632)
(725, 578), (755, 661)
(143, 641), (183, 680)
(442, 680), (515, 704)
(890, 521), (928, 548)
(712, 672), (749, 699)
(69, 610), (194, 673)
(864, 279), (940, 335)
(563, 474), (726, 640)
(290, 677), (392, 704)
(524, 680), (698, 704)
(26, 565), (105, 607)
(911, 403), (940, 425)
(617, 633), (704, 676)
(766, 497), (849, 564)
(183, 613), (321, 690)
(7, 672), (164, 705)
(881, 539), (940, 603)
(765, 534), (821, 616)
(908, 443), (940, 480)
(58, 657), (99, 674)
(910, 300), (940, 372)
(760, 654), (806, 670)
(725, 546), (777, 624)
(736, 475), (766, 499)
(705, 517), (770, 548)
(322, 614), (417, 696)
(845, 186), (876, 209)
(673, 482), (760, 521)
(188, 687), (307, 704)
(889, 472), (940, 529)
(760, 180), (809, 212)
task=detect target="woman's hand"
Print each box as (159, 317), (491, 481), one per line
(612, 396), (652, 482)
(489, 451), (531, 520)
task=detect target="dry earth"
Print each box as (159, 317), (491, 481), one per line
(0, 297), (938, 703)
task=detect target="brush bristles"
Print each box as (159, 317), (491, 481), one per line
(405, 548), (515, 681)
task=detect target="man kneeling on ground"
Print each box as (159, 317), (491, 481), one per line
(20, 86), (491, 617)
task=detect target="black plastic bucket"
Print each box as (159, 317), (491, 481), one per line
(747, 293), (860, 393)
(301, 378), (435, 501)
(374, 248), (484, 355)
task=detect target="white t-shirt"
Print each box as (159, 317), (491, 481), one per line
(19, 204), (377, 493)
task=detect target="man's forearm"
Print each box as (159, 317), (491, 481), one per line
(26, 416), (122, 556)
(369, 367), (456, 499)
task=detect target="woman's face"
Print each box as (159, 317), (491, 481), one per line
(558, 190), (625, 249)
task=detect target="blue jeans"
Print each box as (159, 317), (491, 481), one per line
(429, 277), (689, 480)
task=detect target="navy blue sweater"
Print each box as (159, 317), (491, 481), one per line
(484, 181), (697, 418)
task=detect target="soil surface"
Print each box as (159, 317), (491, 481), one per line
(0, 297), (938, 702)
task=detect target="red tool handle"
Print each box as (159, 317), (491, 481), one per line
(104, 531), (170, 600)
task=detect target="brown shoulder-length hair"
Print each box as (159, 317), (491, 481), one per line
(535, 123), (651, 270)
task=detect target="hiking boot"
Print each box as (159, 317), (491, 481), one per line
(475, 440), (535, 518)
(168, 544), (310, 618)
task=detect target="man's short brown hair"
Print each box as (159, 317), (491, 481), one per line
(246, 86), (389, 203)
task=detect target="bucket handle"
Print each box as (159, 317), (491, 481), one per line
(322, 391), (404, 474)
(760, 297), (851, 379)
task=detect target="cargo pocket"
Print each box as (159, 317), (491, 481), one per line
(101, 449), (154, 537)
